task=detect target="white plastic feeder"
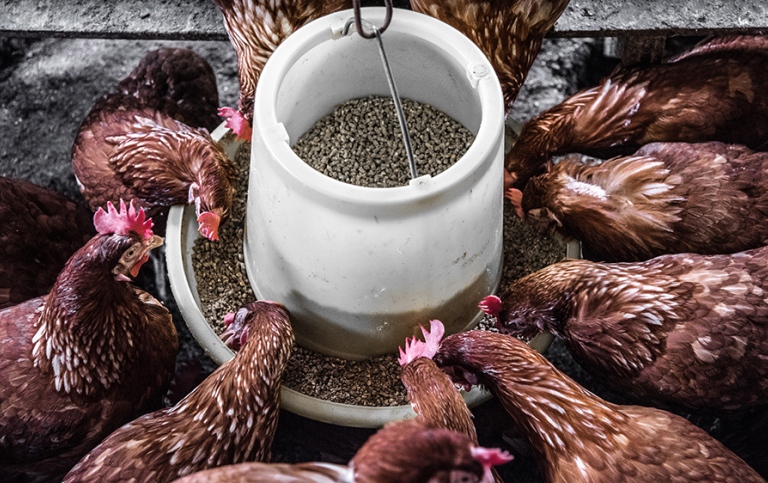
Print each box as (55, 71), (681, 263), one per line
(246, 7), (505, 360)
(167, 124), (559, 428)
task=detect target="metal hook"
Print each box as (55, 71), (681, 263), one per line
(352, 0), (392, 39)
(342, 2), (417, 179)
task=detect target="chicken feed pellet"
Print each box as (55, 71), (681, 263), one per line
(192, 124), (566, 408)
(292, 96), (474, 187)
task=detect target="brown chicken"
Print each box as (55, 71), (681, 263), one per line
(0, 200), (175, 482)
(171, 418), (511, 483)
(515, 141), (768, 262)
(410, 0), (570, 113)
(480, 245), (768, 414)
(429, 321), (766, 482)
(399, 320), (479, 439)
(213, 0), (351, 141)
(112, 47), (222, 131)
(350, 418), (510, 483)
(72, 47), (235, 241)
(506, 34), (768, 191)
(399, 321), (505, 483)
(62, 300), (294, 483)
(0, 176), (95, 309)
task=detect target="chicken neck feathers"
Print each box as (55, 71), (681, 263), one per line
(0, 237), (176, 480)
(104, 114), (232, 206)
(435, 331), (765, 482)
(73, 101), (235, 236)
(62, 303), (293, 483)
(400, 350), (505, 482)
(524, 152), (683, 260)
(400, 358), (478, 443)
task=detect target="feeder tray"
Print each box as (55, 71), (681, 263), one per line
(166, 123), (565, 428)
(168, 7), (576, 428)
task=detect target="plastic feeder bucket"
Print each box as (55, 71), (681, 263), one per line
(245, 7), (505, 360)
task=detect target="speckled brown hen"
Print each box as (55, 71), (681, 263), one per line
(350, 418), (510, 483)
(399, 320), (479, 439)
(506, 34), (768, 191)
(0, 201), (175, 482)
(480, 246), (768, 414)
(170, 418), (511, 483)
(72, 47), (235, 241)
(515, 141), (768, 262)
(213, 0), (352, 141)
(0, 176), (95, 309)
(430, 322), (766, 482)
(399, 321), (505, 482)
(62, 300), (294, 483)
(410, 0), (570, 112)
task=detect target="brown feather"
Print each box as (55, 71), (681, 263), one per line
(113, 47), (221, 131)
(213, 0), (352, 123)
(0, 231), (176, 481)
(171, 461), (353, 483)
(506, 34), (768, 189)
(521, 141), (768, 262)
(434, 331), (765, 482)
(171, 419), (504, 483)
(409, 0), (570, 111)
(350, 419), (492, 483)
(494, 249), (768, 413)
(62, 301), (293, 483)
(71, 48), (235, 237)
(0, 177), (95, 309)
(401, 358), (478, 441)
(400, 357), (506, 483)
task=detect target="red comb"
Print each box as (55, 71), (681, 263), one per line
(197, 211), (221, 241)
(398, 335), (423, 365)
(218, 106), (252, 141)
(471, 446), (514, 468)
(479, 295), (503, 317)
(93, 199), (154, 240)
(398, 319), (445, 365)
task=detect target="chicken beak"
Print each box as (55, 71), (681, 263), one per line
(503, 169), (516, 191)
(147, 234), (164, 250)
(505, 188), (525, 220)
(128, 235), (164, 278)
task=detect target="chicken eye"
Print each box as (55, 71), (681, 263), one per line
(124, 247), (138, 259)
